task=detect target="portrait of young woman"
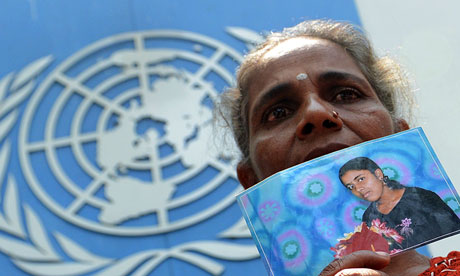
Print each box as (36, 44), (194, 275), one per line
(339, 156), (460, 251)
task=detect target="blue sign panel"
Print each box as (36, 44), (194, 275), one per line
(0, 1), (361, 275)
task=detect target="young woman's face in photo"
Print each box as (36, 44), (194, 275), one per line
(340, 169), (384, 202)
(239, 37), (405, 187)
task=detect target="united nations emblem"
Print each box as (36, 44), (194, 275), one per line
(0, 28), (263, 274)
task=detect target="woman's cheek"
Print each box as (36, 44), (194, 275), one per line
(343, 107), (395, 140)
(251, 132), (292, 180)
(352, 190), (363, 199)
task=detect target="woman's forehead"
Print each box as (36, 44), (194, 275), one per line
(342, 169), (369, 180)
(249, 37), (363, 84)
(245, 37), (367, 102)
(261, 37), (330, 61)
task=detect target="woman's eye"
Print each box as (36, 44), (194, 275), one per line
(265, 106), (292, 122)
(333, 88), (361, 103)
(358, 177), (364, 182)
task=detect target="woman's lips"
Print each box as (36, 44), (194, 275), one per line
(363, 191), (371, 199)
(303, 143), (350, 162)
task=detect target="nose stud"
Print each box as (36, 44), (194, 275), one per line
(332, 110), (339, 118)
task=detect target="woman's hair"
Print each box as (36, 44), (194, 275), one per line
(338, 157), (405, 190)
(218, 19), (415, 163)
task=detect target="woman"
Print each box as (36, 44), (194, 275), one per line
(219, 19), (457, 275)
(339, 157), (460, 251)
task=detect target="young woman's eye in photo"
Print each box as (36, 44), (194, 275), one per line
(358, 177), (364, 182)
(333, 88), (362, 103)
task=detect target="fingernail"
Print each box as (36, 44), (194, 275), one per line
(375, 251), (389, 256)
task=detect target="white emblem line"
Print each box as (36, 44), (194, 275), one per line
(54, 73), (126, 115)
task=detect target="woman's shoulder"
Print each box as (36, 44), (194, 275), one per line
(403, 186), (438, 198)
(403, 186), (449, 208)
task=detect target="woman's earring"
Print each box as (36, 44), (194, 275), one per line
(332, 110), (339, 118)
(382, 176), (389, 185)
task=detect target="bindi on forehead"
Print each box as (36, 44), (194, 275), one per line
(296, 73), (308, 80)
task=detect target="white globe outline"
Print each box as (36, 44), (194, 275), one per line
(19, 30), (244, 236)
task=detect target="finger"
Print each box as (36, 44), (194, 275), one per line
(335, 268), (389, 276)
(319, 251), (391, 276)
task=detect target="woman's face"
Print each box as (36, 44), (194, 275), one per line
(340, 169), (384, 202)
(237, 37), (408, 189)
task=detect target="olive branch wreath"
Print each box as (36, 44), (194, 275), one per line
(0, 52), (259, 275)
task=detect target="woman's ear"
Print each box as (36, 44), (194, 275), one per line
(374, 168), (384, 179)
(395, 118), (410, 132)
(237, 160), (257, 189)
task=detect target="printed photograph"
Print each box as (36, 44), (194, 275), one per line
(237, 128), (460, 276)
(334, 156), (460, 257)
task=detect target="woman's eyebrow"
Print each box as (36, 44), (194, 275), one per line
(344, 173), (364, 185)
(250, 71), (368, 117)
(252, 82), (293, 113)
(318, 71), (368, 86)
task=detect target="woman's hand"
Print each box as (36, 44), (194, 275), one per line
(319, 250), (391, 276)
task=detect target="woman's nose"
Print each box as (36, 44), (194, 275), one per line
(295, 95), (343, 139)
(356, 184), (365, 192)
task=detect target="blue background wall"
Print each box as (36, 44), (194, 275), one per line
(0, 1), (364, 275)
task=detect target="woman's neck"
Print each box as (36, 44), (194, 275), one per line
(376, 187), (405, 215)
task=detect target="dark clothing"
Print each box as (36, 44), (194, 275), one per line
(363, 187), (460, 250)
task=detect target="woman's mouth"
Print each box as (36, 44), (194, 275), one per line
(303, 143), (350, 162)
(362, 191), (371, 199)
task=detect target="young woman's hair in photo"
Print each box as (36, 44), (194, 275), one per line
(339, 157), (405, 190)
(218, 19), (415, 163)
